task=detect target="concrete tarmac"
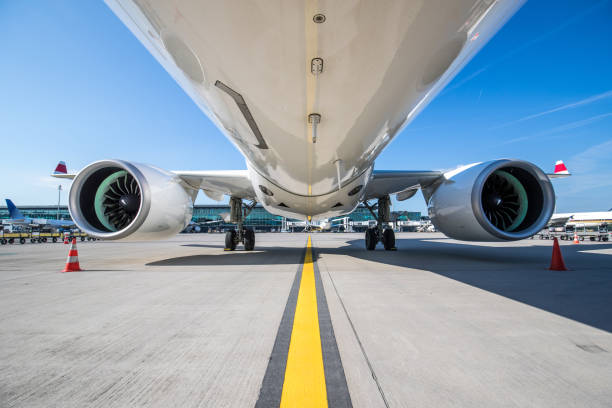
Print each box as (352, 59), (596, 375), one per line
(1, 233), (611, 407)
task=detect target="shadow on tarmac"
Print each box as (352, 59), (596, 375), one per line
(322, 238), (612, 334)
(147, 235), (612, 333)
(147, 246), (306, 266)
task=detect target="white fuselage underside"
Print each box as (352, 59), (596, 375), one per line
(106, 0), (524, 220)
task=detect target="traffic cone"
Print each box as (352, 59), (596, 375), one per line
(63, 232), (69, 244)
(62, 238), (82, 272)
(549, 237), (568, 271)
(573, 231), (580, 244)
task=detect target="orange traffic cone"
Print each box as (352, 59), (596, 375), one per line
(62, 238), (82, 272)
(549, 237), (568, 271)
(573, 231), (580, 244)
(63, 232), (69, 244)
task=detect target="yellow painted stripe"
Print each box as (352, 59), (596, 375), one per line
(280, 235), (327, 407)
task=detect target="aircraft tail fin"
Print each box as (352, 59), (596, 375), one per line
(5, 199), (25, 219)
(51, 161), (76, 179)
(54, 161), (68, 175)
(547, 160), (571, 178)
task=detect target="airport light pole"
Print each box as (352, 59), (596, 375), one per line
(57, 184), (62, 220)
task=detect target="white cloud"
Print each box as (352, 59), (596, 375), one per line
(492, 90), (612, 130)
(500, 135), (530, 145)
(444, 0), (608, 95)
(499, 112), (612, 146)
(562, 140), (612, 194)
(534, 112), (612, 137)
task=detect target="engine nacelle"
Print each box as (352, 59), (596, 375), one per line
(68, 160), (195, 240)
(427, 159), (555, 241)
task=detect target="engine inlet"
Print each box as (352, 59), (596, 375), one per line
(94, 170), (141, 231)
(481, 170), (527, 232)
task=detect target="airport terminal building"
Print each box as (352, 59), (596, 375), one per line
(1, 204), (421, 232)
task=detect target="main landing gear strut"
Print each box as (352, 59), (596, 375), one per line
(363, 195), (396, 251)
(224, 197), (257, 251)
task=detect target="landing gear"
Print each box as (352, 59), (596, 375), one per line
(382, 228), (395, 250)
(365, 228), (377, 250)
(224, 196), (257, 251)
(363, 195), (396, 251)
(225, 230), (237, 251)
(244, 228), (255, 251)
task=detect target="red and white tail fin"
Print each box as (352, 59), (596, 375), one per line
(53, 161), (67, 175)
(51, 161), (76, 179)
(548, 160), (571, 178)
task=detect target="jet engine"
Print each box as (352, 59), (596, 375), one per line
(426, 159), (555, 241)
(68, 160), (195, 240)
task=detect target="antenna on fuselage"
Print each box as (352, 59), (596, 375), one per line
(308, 113), (321, 143)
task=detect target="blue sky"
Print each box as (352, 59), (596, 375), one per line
(1, 1), (611, 214)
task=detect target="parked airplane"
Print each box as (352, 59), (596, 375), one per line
(54, 0), (569, 251)
(2, 199), (75, 229)
(549, 211), (612, 227)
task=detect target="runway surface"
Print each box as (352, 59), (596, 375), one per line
(1, 232), (611, 407)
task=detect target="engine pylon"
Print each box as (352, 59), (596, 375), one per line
(549, 237), (568, 271)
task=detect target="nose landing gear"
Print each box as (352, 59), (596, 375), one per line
(224, 196), (257, 251)
(363, 195), (396, 251)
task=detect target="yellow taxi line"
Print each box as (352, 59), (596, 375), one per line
(280, 235), (328, 407)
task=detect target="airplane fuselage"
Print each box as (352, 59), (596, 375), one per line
(107, 0), (524, 220)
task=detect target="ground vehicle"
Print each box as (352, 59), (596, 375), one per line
(0, 231), (92, 245)
(536, 223), (610, 242)
(0, 231), (29, 245)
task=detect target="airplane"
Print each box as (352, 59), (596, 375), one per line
(53, 0), (570, 251)
(2, 199), (75, 229)
(549, 211), (612, 227)
(305, 220), (332, 232)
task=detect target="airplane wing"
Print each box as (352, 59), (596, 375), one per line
(51, 162), (255, 201)
(365, 159), (570, 202)
(548, 213), (573, 226)
(171, 170), (255, 201)
(364, 170), (443, 201)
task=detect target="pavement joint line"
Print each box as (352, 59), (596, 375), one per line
(255, 236), (351, 408)
(312, 244), (353, 407)
(319, 252), (391, 408)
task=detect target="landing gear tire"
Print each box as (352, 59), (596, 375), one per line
(365, 228), (377, 250)
(383, 229), (395, 250)
(244, 228), (255, 251)
(225, 230), (237, 251)
(1, 239), (6, 245)
(8, 238), (14, 244)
